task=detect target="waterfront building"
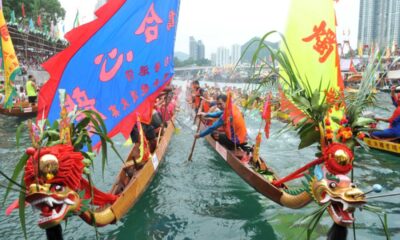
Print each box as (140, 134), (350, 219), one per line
(198, 40), (205, 60)
(231, 44), (241, 65)
(189, 36), (205, 61)
(216, 47), (230, 67)
(358, 0), (400, 52)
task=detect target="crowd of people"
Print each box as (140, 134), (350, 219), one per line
(0, 75), (39, 107)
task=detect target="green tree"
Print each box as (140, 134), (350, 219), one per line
(3, 0), (65, 25)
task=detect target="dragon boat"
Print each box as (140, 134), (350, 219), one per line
(0, 102), (38, 117)
(363, 137), (400, 155)
(23, 114), (176, 229)
(196, 117), (366, 228)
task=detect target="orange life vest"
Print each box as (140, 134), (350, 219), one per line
(224, 105), (247, 144)
(202, 101), (210, 113)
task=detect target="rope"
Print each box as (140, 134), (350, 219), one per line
(272, 157), (324, 187)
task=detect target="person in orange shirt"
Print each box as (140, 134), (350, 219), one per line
(195, 94), (248, 151)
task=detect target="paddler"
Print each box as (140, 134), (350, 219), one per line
(371, 86), (400, 139)
(194, 94), (251, 157)
(191, 80), (204, 113)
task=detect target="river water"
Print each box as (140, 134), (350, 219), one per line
(0, 89), (399, 240)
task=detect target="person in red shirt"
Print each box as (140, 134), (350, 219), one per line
(372, 86), (400, 139)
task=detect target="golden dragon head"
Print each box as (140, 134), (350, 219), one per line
(309, 164), (366, 227)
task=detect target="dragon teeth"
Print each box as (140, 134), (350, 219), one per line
(64, 198), (75, 205)
(46, 198), (53, 207)
(342, 201), (349, 211)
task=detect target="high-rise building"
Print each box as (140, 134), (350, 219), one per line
(231, 44), (241, 65)
(198, 40), (205, 60)
(189, 36), (206, 61)
(358, 0), (400, 50)
(189, 36), (198, 60)
(216, 47), (230, 67)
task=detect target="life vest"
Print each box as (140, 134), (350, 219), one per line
(224, 105), (247, 144)
(202, 101), (210, 113)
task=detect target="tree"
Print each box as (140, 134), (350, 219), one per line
(2, 0), (66, 25)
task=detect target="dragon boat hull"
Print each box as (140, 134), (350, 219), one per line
(0, 102), (37, 117)
(89, 117), (175, 224)
(363, 137), (400, 155)
(198, 120), (285, 205)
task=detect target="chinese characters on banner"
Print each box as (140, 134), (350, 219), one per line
(40, 0), (180, 145)
(302, 20), (336, 63)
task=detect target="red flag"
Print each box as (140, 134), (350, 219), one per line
(21, 3), (26, 18)
(37, 15), (41, 27)
(349, 59), (357, 74)
(262, 94), (272, 138)
(222, 91), (235, 141)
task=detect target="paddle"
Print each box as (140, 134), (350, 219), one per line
(188, 100), (203, 161)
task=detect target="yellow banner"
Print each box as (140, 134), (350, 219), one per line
(0, 9), (21, 108)
(280, 0), (344, 126)
(282, 0), (342, 92)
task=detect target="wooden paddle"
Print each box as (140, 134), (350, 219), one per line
(188, 100), (203, 161)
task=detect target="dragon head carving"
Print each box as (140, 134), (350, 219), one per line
(24, 145), (85, 229)
(308, 166), (366, 227)
(23, 145), (117, 229)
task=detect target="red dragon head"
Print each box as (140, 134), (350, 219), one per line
(23, 144), (117, 229)
(24, 145), (85, 229)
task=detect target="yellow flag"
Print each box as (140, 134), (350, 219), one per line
(280, 0), (343, 125)
(358, 44), (363, 57)
(0, 8), (21, 108)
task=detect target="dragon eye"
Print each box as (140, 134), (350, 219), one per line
(329, 182), (337, 189)
(51, 184), (64, 192)
(351, 183), (357, 188)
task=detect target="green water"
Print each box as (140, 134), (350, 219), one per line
(0, 91), (399, 240)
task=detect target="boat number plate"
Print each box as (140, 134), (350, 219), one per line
(152, 154), (159, 169)
(215, 142), (227, 161)
(24, 107), (33, 113)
